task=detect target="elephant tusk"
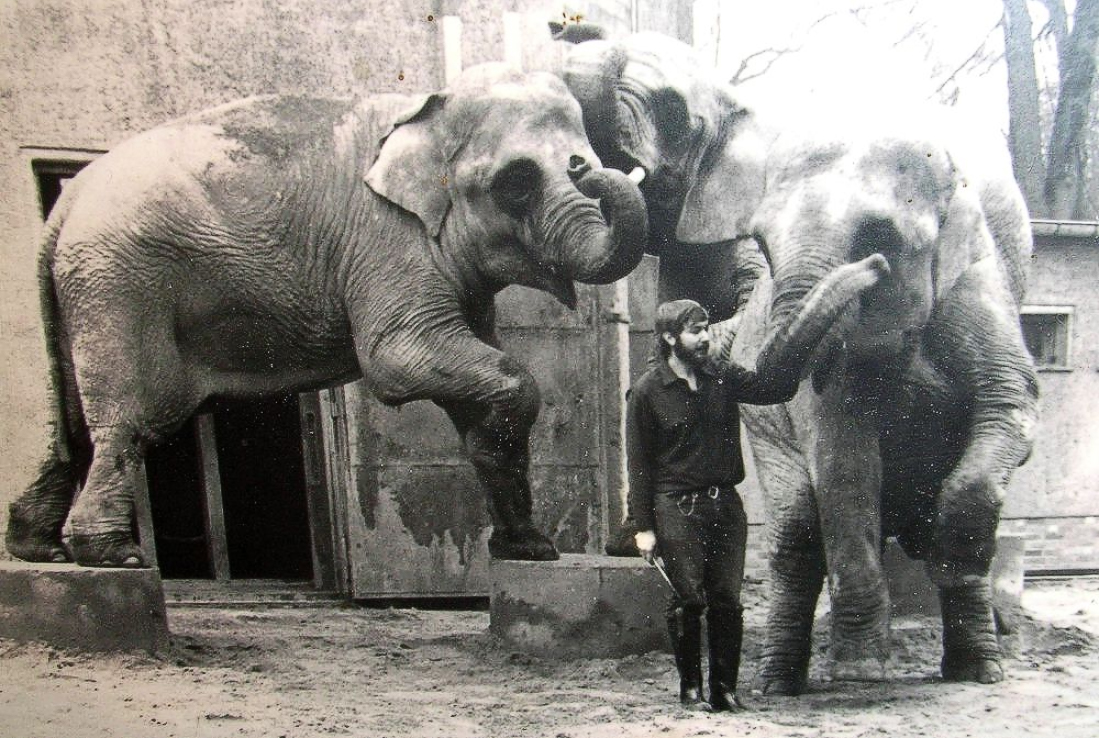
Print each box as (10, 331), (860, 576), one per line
(627, 166), (646, 185)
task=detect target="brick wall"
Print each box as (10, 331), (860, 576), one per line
(743, 518), (1099, 581)
(1001, 517), (1099, 573)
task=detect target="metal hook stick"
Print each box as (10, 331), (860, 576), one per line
(650, 556), (680, 599)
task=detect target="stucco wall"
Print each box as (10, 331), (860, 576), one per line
(1003, 230), (1099, 571)
(1006, 235), (1099, 518)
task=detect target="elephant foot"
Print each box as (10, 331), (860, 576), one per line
(709, 688), (749, 712)
(760, 677), (806, 696)
(5, 511), (70, 563)
(758, 665), (808, 696)
(64, 532), (146, 568)
(830, 657), (888, 683)
(488, 525), (559, 561)
(941, 653), (1003, 684)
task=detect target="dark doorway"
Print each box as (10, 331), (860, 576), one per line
(147, 394), (314, 580)
(145, 420), (208, 578)
(215, 395), (313, 579)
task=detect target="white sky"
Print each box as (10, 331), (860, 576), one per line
(691, 0), (1060, 135)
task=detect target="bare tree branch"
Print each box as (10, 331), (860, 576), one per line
(934, 20), (1004, 98)
(729, 45), (805, 85)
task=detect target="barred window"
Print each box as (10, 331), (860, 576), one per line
(1021, 307), (1072, 370)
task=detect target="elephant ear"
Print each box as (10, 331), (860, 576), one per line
(674, 131), (764, 244)
(365, 93), (452, 238)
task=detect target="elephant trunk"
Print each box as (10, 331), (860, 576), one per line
(553, 163), (648, 284)
(756, 254), (890, 380)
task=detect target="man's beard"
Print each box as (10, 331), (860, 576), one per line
(672, 340), (709, 367)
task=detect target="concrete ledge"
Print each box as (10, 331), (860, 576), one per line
(0, 562), (170, 653)
(490, 554), (668, 659)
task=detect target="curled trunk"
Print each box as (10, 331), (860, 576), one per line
(555, 166), (649, 284)
(755, 254), (889, 383)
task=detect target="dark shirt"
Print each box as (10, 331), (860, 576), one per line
(626, 357), (798, 531)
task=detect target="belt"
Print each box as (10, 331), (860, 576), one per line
(665, 484), (732, 499)
(667, 486), (733, 518)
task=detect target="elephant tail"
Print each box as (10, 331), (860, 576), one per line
(37, 192), (92, 481)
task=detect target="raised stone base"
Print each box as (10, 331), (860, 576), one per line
(490, 554), (668, 659)
(0, 562), (170, 653)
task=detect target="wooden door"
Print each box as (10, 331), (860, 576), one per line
(332, 284), (627, 598)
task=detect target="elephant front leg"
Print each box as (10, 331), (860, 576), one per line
(924, 264), (1039, 682)
(794, 379), (891, 682)
(759, 448), (826, 695)
(362, 323), (558, 562)
(441, 386), (558, 561)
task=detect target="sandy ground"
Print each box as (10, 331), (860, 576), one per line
(2, 577), (1097, 738)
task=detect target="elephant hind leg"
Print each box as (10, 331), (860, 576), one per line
(6, 383), (92, 563)
(62, 331), (201, 568)
(6, 446), (81, 563)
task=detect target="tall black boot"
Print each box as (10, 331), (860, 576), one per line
(708, 606), (748, 711)
(668, 607), (705, 709)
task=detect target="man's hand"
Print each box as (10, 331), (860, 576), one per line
(634, 530), (657, 563)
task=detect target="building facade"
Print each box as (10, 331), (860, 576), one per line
(1, 1), (1094, 599)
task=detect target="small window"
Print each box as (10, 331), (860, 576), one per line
(1021, 307), (1072, 370)
(32, 159), (90, 219)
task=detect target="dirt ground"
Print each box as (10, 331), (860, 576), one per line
(2, 577), (1097, 738)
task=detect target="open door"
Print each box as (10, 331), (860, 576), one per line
(146, 392), (343, 590)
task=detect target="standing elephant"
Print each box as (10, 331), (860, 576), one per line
(5, 63), (648, 569)
(556, 28), (1039, 690)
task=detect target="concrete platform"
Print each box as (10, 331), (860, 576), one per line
(490, 554), (668, 659)
(0, 561), (170, 653)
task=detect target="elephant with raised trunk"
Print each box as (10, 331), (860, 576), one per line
(6, 63), (648, 569)
(556, 28), (1039, 690)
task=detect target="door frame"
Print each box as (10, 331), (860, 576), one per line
(143, 391), (350, 591)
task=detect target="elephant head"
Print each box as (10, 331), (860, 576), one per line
(558, 31), (763, 255)
(557, 30), (958, 369)
(367, 63), (648, 308)
(749, 132), (956, 372)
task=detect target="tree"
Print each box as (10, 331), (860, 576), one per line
(707, 1), (1099, 220)
(1003, 0), (1047, 212)
(1003, 0), (1099, 218)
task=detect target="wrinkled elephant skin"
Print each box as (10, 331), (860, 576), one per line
(5, 64), (648, 569)
(556, 27), (1038, 691)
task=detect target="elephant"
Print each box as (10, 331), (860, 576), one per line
(4, 63), (649, 569)
(555, 27), (1039, 691)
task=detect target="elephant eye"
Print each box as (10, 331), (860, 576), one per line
(491, 158), (542, 218)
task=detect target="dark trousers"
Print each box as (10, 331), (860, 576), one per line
(653, 486), (747, 619)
